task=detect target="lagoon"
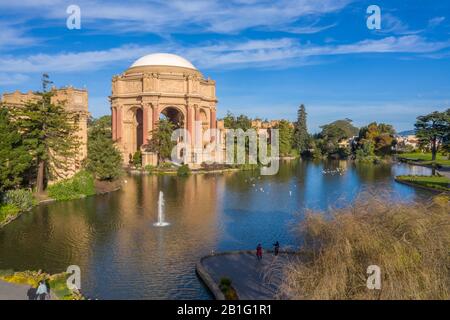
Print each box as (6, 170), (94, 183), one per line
(0, 160), (433, 299)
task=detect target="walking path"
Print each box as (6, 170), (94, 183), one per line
(197, 250), (298, 300)
(0, 279), (30, 300)
(0, 279), (55, 300)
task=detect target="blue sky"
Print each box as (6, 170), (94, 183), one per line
(0, 0), (449, 132)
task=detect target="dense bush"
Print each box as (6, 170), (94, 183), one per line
(132, 150), (142, 167)
(47, 171), (95, 201)
(86, 115), (123, 181)
(177, 164), (191, 177)
(2, 189), (35, 211)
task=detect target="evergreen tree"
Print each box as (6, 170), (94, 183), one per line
(0, 108), (32, 192)
(276, 119), (294, 156)
(146, 119), (175, 162)
(415, 109), (450, 161)
(293, 104), (309, 154)
(9, 83), (81, 193)
(86, 115), (123, 180)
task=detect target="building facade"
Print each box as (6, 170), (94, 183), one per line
(1, 87), (89, 180)
(110, 53), (218, 166)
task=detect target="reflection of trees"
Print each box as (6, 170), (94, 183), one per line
(353, 162), (391, 183)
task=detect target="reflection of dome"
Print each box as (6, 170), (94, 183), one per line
(130, 53), (197, 70)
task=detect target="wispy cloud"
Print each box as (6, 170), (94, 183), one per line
(0, 35), (448, 77)
(0, 22), (39, 51)
(428, 16), (446, 28)
(0, 0), (351, 34)
(0, 73), (30, 85)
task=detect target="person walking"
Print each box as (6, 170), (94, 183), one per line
(256, 243), (263, 260)
(273, 241), (280, 256)
(36, 280), (48, 300)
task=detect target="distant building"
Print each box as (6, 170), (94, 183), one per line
(396, 134), (419, 150)
(1, 87), (89, 181)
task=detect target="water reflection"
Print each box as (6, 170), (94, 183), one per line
(0, 160), (433, 299)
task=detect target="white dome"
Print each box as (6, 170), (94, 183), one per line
(130, 53), (197, 70)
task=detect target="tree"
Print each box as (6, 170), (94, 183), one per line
(293, 104), (310, 154)
(222, 111), (252, 130)
(276, 120), (294, 156)
(0, 108), (32, 192)
(9, 85), (81, 193)
(86, 115), (123, 180)
(358, 122), (396, 156)
(317, 119), (358, 157)
(146, 119), (175, 162)
(415, 109), (450, 161)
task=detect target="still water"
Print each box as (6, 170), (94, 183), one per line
(0, 160), (433, 299)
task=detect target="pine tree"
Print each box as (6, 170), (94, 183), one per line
(0, 108), (32, 192)
(293, 104), (309, 154)
(9, 84), (81, 193)
(276, 119), (294, 156)
(415, 109), (450, 162)
(86, 116), (123, 181)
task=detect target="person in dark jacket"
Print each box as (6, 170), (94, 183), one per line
(273, 241), (280, 256)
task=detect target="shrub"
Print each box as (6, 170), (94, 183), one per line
(47, 170), (95, 201)
(280, 193), (450, 300)
(132, 150), (142, 168)
(159, 162), (174, 169)
(144, 164), (155, 174)
(177, 164), (191, 177)
(0, 204), (20, 223)
(219, 277), (238, 300)
(2, 189), (35, 211)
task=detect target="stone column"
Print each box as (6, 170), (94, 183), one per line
(210, 107), (216, 143)
(142, 105), (148, 145)
(210, 108), (216, 130)
(152, 104), (159, 129)
(112, 107), (117, 141)
(117, 106), (123, 141)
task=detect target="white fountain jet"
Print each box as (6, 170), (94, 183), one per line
(154, 191), (169, 227)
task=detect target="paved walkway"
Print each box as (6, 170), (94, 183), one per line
(0, 279), (55, 300)
(0, 280), (30, 300)
(199, 251), (297, 300)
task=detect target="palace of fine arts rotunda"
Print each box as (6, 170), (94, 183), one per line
(110, 53), (219, 167)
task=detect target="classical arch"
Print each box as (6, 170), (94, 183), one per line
(159, 106), (185, 129)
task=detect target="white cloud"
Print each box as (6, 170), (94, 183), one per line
(0, 35), (448, 74)
(0, 73), (30, 85)
(0, 22), (39, 51)
(0, 0), (351, 34)
(428, 16), (446, 28)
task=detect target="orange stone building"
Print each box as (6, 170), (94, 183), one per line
(110, 53), (218, 166)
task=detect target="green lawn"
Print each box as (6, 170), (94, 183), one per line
(396, 175), (450, 192)
(397, 152), (450, 166)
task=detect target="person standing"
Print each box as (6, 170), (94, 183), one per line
(273, 241), (280, 256)
(36, 280), (48, 300)
(256, 243), (263, 260)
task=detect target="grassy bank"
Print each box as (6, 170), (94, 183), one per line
(396, 175), (450, 192)
(397, 152), (450, 166)
(47, 170), (96, 201)
(281, 194), (450, 299)
(0, 189), (36, 227)
(0, 269), (84, 300)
